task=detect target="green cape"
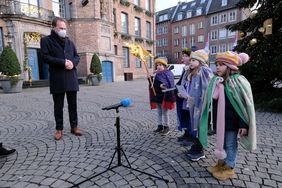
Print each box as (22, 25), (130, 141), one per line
(199, 74), (257, 151)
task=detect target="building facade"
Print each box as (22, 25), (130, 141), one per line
(156, 0), (250, 66)
(0, 0), (155, 84)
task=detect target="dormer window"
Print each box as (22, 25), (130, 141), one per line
(196, 8), (202, 16)
(186, 10), (192, 18)
(222, 0), (227, 6)
(191, 2), (196, 7)
(177, 12), (183, 20)
(200, 0), (206, 4)
(182, 5), (187, 9)
(159, 14), (168, 22)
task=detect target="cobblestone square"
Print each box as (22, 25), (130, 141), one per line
(1, 79), (282, 188)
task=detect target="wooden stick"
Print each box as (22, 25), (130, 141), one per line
(142, 60), (156, 96)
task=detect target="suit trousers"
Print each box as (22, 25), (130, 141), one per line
(52, 91), (78, 130)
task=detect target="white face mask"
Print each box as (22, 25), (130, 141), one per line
(57, 30), (66, 38)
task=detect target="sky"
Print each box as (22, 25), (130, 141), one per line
(156, 0), (193, 12)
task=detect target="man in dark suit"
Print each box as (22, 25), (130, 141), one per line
(40, 17), (81, 140)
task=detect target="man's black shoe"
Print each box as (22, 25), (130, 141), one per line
(0, 147), (16, 157)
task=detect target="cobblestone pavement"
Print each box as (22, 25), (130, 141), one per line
(0, 79), (282, 188)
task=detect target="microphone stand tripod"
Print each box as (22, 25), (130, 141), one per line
(71, 108), (168, 187)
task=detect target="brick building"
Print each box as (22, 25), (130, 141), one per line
(0, 0), (155, 84)
(156, 0), (250, 67)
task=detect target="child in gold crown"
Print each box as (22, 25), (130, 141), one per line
(149, 58), (175, 135)
(199, 51), (256, 181)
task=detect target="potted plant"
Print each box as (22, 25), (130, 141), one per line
(0, 47), (23, 93)
(86, 53), (102, 86)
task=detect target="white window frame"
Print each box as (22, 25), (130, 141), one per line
(122, 47), (130, 67)
(146, 21), (151, 39)
(190, 24), (195, 35)
(196, 8), (202, 16)
(222, 0), (227, 6)
(164, 26), (168, 34)
(182, 25), (187, 36)
(52, 0), (66, 18)
(219, 28), (227, 39)
(174, 26), (179, 34)
(182, 38), (187, 48)
(211, 15), (218, 25)
(219, 44), (226, 52)
(174, 39), (179, 46)
(190, 36), (195, 47)
(177, 13), (183, 21)
(134, 17), (141, 37)
(121, 12), (128, 34)
(229, 11), (236, 22)
(198, 35), (204, 43)
(198, 21), (203, 29)
(159, 14), (168, 22)
(175, 52), (179, 59)
(157, 27), (163, 35)
(220, 13), (227, 23)
(136, 58), (141, 68)
(210, 45), (217, 55)
(211, 30), (218, 41)
(164, 38), (168, 46)
(186, 10), (192, 18)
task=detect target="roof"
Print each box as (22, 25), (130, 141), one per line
(156, 0), (240, 24)
(171, 0), (210, 22)
(155, 6), (177, 23)
(207, 0), (240, 14)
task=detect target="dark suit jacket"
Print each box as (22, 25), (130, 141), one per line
(40, 30), (80, 94)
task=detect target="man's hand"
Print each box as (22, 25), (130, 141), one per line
(65, 59), (74, 70)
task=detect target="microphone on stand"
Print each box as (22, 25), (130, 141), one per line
(102, 98), (132, 110)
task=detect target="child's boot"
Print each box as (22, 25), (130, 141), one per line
(153, 125), (163, 133)
(207, 160), (225, 174)
(212, 163), (237, 181)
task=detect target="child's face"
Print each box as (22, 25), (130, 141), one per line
(216, 62), (227, 76)
(156, 63), (165, 71)
(182, 54), (190, 65)
(189, 58), (200, 69)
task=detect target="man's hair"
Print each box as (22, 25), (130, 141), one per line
(52, 17), (67, 27)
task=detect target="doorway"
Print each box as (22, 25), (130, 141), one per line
(102, 61), (113, 83)
(27, 48), (48, 80)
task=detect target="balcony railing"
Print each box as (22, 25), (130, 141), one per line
(0, 0), (54, 21)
